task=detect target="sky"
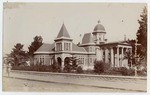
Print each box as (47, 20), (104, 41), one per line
(3, 3), (146, 54)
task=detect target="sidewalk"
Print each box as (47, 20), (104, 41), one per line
(4, 70), (147, 92)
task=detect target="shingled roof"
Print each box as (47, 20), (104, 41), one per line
(34, 43), (55, 53)
(82, 33), (94, 44)
(72, 43), (87, 52)
(34, 42), (87, 54)
(56, 23), (70, 38)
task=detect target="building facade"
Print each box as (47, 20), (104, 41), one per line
(34, 21), (132, 70)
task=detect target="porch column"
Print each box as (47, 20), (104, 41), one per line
(62, 60), (64, 67)
(61, 60), (64, 71)
(44, 56), (46, 65)
(121, 47), (124, 58)
(121, 47), (124, 67)
(105, 48), (109, 63)
(110, 47), (114, 67)
(99, 48), (103, 61)
(130, 48), (133, 68)
(116, 47), (119, 67)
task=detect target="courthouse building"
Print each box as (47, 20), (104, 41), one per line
(34, 20), (132, 70)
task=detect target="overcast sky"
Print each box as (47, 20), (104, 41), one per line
(3, 3), (146, 54)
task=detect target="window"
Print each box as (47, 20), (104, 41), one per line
(88, 58), (92, 66)
(99, 37), (101, 41)
(64, 43), (66, 50)
(89, 47), (92, 52)
(40, 57), (42, 64)
(42, 57), (44, 65)
(56, 43), (62, 51)
(90, 58), (92, 63)
(56, 43), (58, 51)
(69, 43), (71, 51)
(83, 58), (84, 64)
(66, 43), (68, 50)
(64, 43), (71, 51)
(34, 58), (37, 64)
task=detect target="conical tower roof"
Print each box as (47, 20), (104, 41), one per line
(56, 23), (70, 38)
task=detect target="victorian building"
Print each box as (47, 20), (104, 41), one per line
(34, 21), (132, 70)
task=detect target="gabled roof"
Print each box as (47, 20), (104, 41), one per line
(34, 42), (87, 54)
(72, 43), (87, 52)
(34, 43), (55, 53)
(56, 23), (70, 38)
(82, 33), (94, 44)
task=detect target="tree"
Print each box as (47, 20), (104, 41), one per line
(124, 48), (133, 67)
(8, 43), (27, 66)
(94, 61), (110, 74)
(63, 57), (83, 73)
(28, 36), (43, 57)
(126, 39), (136, 66)
(136, 7), (147, 60)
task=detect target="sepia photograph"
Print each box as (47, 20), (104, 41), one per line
(2, 1), (147, 93)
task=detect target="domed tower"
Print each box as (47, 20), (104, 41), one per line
(92, 20), (107, 45)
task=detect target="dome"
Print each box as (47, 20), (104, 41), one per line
(93, 20), (105, 31)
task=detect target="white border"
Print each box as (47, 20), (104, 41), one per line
(1, 0), (148, 3)
(0, 0), (149, 95)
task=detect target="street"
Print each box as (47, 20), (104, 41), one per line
(2, 77), (132, 92)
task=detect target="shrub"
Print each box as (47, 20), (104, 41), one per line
(103, 67), (122, 75)
(51, 63), (61, 72)
(137, 70), (147, 76)
(63, 64), (71, 73)
(11, 64), (60, 72)
(94, 61), (104, 74)
(94, 61), (110, 74)
(119, 67), (128, 76)
(83, 69), (94, 74)
(76, 66), (83, 73)
(12, 65), (20, 70)
(119, 67), (135, 76)
(127, 69), (135, 76)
